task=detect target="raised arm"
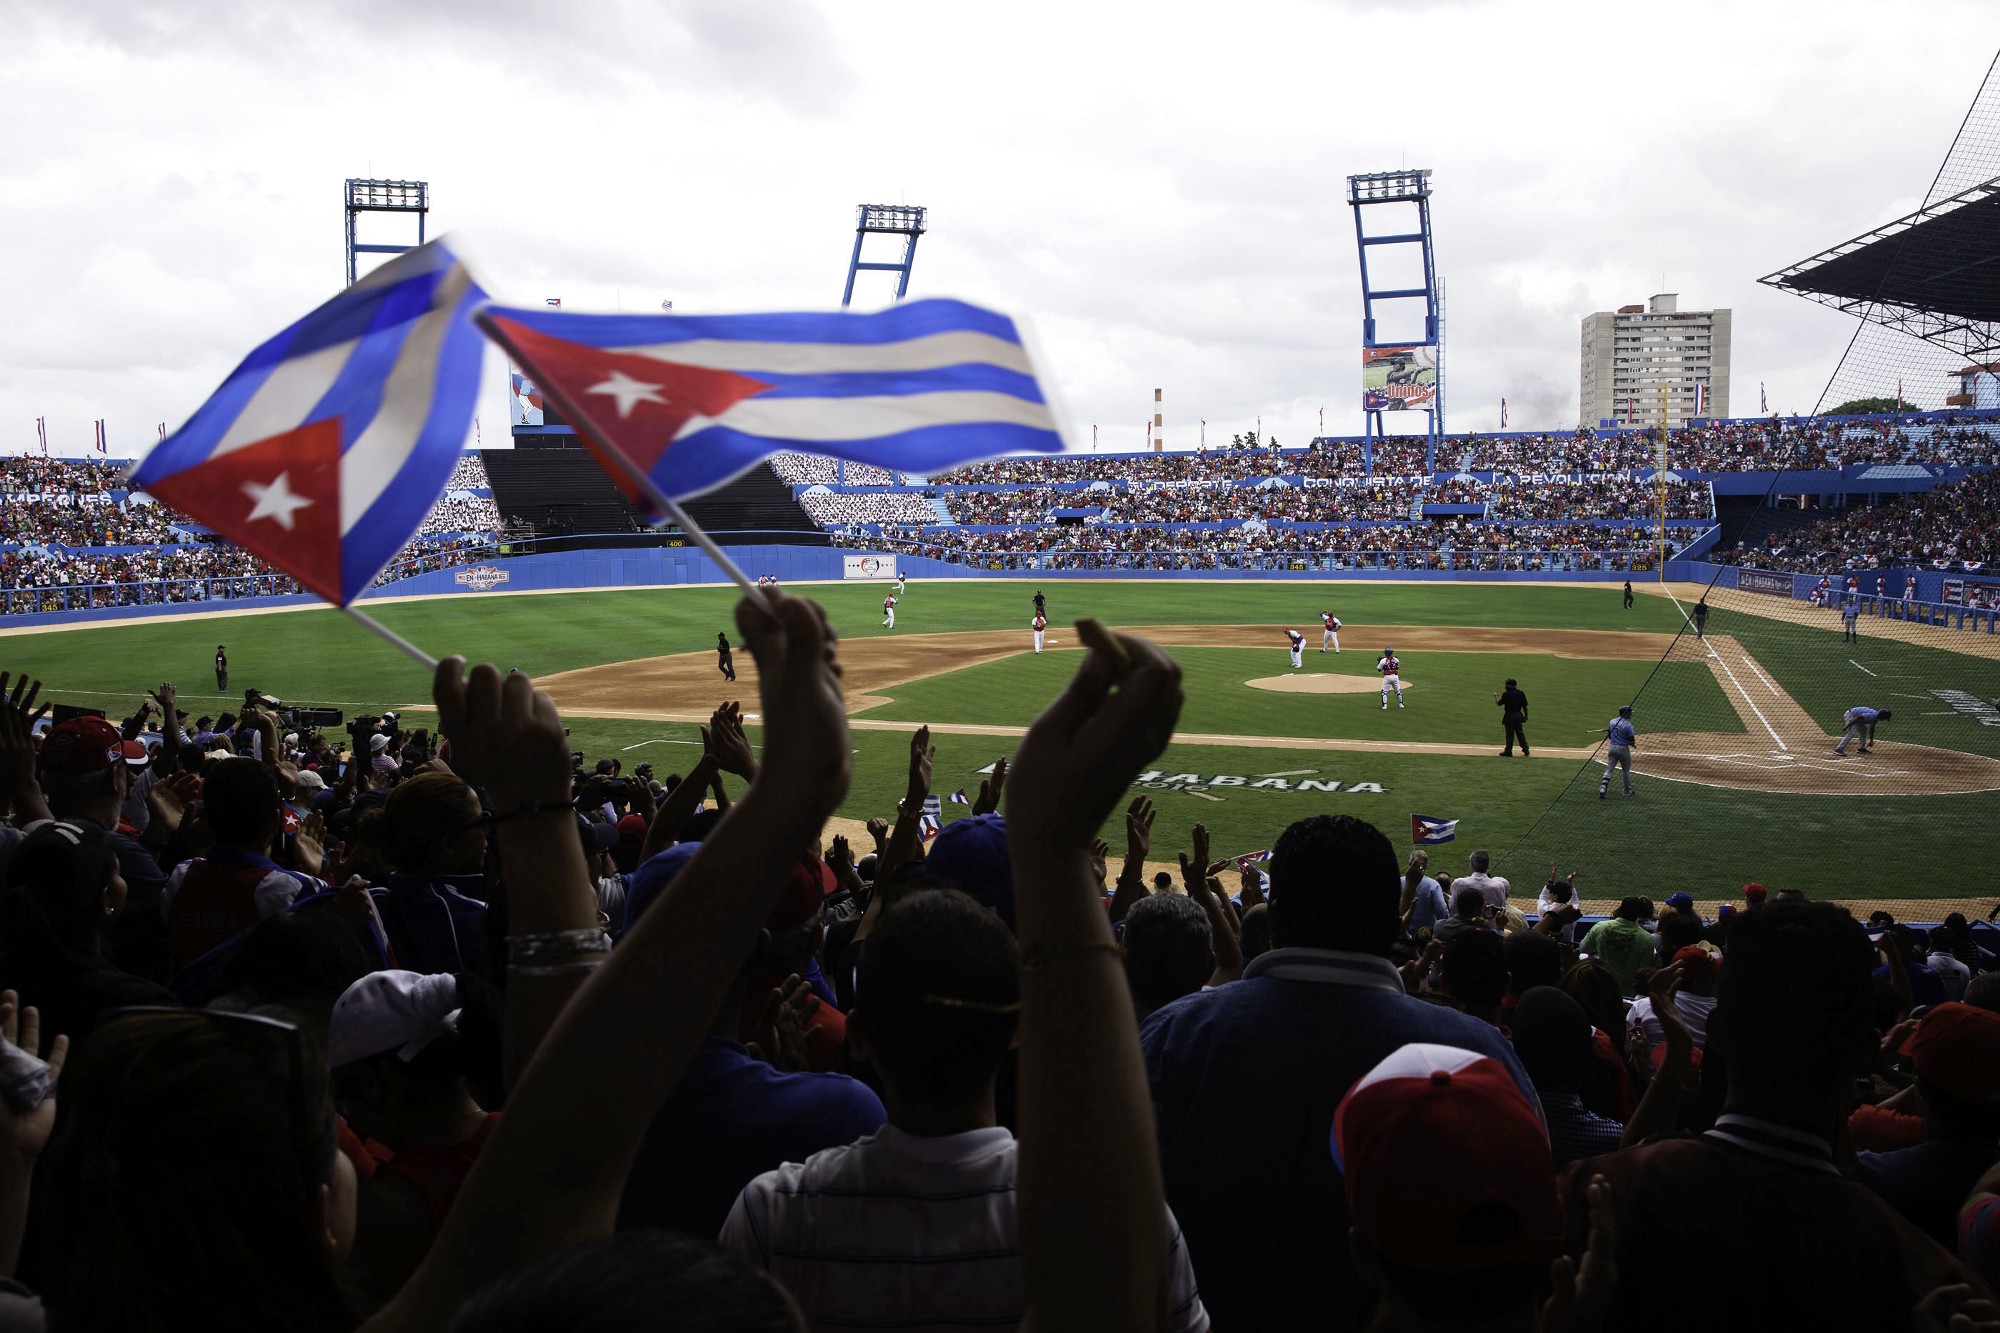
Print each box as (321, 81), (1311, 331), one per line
(430, 658), (601, 1093)
(1010, 620), (1183, 1333)
(0, 675), (51, 828)
(880, 724), (934, 878)
(363, 589), (851, 1332)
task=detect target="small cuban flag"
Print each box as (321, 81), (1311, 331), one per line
(1411, 814), (1459, 845)
(947, 788), (970, 806)
(473, 299), (1065, 516)
(919, 794), (944, 842)
(1234, 850), (1270, 872)
(129, 241), (486, 606)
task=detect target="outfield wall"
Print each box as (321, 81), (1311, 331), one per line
(24, 543), (1970, 631)
(1, 544), (1709, 629)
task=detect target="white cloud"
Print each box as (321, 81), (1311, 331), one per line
(0, 0), (1991, 458)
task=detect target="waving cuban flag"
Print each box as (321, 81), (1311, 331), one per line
(1411, 814), (1459, 846)
(129, 242), (486, 606)
(474, 299), (1065, 514)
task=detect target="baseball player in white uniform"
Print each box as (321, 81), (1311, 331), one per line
(882, 595), (897, 629)
(1378, 648), (1404, 709)
(1320, 611), (1342, 653)
(1032, 613), (1047, 654)
(896, 572), (908, 597)
(1904, 574), (1918, 608)
(1286, 628), (1305, 669)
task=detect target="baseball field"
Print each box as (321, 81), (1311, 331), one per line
(4, 577), (1998, 902)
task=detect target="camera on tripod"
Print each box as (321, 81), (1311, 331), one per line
(243, 688), (342, 732)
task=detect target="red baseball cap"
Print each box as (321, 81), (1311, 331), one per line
(39, 717), (126, 776)
(1669, 944), (1720, 985)
(767, 859), (835, 932)
(1333, 1044), (1560, 1272)
(1909, 1002), (2000, 1103)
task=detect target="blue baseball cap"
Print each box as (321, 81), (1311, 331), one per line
(623, 841), (703, 936)
(1663, 892), (1695, 913)
(924, 812), (1015, 926)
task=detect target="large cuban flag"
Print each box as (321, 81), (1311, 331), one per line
(475, 299), (1066, 512)
(128, 242), (486, 606)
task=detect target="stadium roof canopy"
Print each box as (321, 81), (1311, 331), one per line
(1759, 174), (2000, 356)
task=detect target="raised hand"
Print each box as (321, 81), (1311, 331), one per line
(0, 991), (65, 1165)
(1542, 1175), (1618, 1333)
(1124, 795), (1156, 865)
(973, 755), (1007, 815)
(905, 724), (935, 804)
(432, 657), (574, 815)
(293, 810), (328, 880)
(865, 817), (890, 852)
(702, 701), (757, 780)
(735, 589), (850, 817)
(1007, 620), (1182, 856)
(1238, 861), (1267, 909)
(0, 677), (45, 817)
(746, 973), (821, 1073)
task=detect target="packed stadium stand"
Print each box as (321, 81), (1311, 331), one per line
(1, 408), (1996, 613)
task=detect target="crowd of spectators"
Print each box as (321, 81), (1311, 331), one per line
(417, 495), (502, 536)
(445, 454), (491, 492)
(0, 454), (506, 610)
(0, 497), (183, 548)
(0, 536), (498, 611)
(770, 452), (896, 486)
(0, 606), (1992, 1329)
(796, 490), (939, 527)
(927, 412), (2000, 490)
(0, 458), (127, 495)
(1488, 474), (1712, 521)
(1717, 468), (2000, 574)
(854, 517), (1672, 572)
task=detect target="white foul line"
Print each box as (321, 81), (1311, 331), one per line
(1705, 642), (1788, 751)
(1850, 660), (1877, 676)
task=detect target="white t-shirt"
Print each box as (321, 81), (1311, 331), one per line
(722, 1124), (1208, 1331)
(1626, 991), (1718, 1050)
(1928, 951), (1972, 1001)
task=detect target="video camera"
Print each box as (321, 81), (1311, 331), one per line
(243, 688), (342, 732)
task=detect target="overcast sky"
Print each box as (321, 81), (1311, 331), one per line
(3, 0), (1994, 460)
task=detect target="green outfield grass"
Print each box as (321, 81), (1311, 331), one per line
(4, 579), (1993, 903)
(0, 579), (1686, 710)
(856, 646), (1743, 746)
(444, 712), (1980, 901)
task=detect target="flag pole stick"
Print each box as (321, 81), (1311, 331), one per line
(472, 310), (771, 609)
(343, 604), (439, 670)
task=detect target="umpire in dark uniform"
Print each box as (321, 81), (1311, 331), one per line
(1495, 678), (1529, 757)
(215, 645), (228, 692)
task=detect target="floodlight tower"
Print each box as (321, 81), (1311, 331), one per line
(345, 179), (429, 286)
(1347, 169), (1444, 471)
(842, 204), (927, 307)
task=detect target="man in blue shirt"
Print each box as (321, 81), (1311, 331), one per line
(1140, 814), (1535, 1332)
(1600, 706), (1636, 798)
(1833, 705), (1890, 756)
(1399, 848), (1448, 935)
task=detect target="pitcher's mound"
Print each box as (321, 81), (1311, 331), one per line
(1247, 674), (1413, 695)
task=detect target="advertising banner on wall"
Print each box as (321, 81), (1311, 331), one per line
(1361, 345), (1438, 413)
(842, 554), (898, 580)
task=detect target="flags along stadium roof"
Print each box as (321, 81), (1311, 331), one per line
(1759, 174), (2000, 356)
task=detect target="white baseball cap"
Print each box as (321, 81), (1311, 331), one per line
(327, 970), (461, 1068)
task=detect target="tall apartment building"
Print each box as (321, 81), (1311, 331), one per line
(1579, 294), (1731, 430)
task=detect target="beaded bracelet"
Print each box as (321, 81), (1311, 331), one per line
(506, 928), (612, 963)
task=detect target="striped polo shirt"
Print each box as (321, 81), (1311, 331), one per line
(721, 1123), (1208, 1331)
